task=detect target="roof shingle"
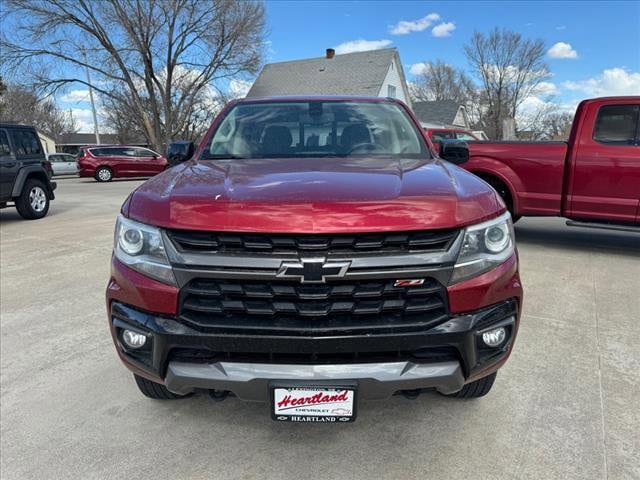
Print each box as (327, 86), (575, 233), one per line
(412, 100), (461, 126)
(247, 48), (397, 97)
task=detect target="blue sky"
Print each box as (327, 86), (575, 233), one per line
(264, 1), (640, 103)
(57, 0), (640, 131)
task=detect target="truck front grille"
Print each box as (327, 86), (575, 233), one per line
(178, 277), (449, 335)
(167, 229), (459, 255)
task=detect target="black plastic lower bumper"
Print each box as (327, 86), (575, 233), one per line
(110, 298), (518, 386)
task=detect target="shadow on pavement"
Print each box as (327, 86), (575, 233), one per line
(0, 204), (76, 224)
(515, 221), (639, 255)
(77, 177), (151, 184)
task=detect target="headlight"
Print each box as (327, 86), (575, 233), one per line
(113, 215), (176, 285)
(450, 212), (515, 284)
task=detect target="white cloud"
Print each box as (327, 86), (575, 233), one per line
(563, 68), (640, 96)
(432, 22), (456, 38)
(517, 96), (577, 125)
(409, 62), (429, 76)
(389, 13), (440, 35)
(69, 108), (96, 133)
(534, 81), (558, 96)
(60, 89), (90, 103)
(548, 42), (578, 59)
(556, 25), (567, 31)
(334, 39), (392, 54)
(518, 96), (549, 116)
(228, 79), (252, 98)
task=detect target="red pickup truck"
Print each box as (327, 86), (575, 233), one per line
(461, 97), (640, 229)
(106, 96), (523, 422)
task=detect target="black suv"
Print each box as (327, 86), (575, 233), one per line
(0, 123), (57, 219)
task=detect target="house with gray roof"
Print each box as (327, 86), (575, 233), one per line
(412, 100), (471, 129)
(246, 48), (411, 106)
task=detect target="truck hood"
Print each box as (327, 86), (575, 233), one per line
(126, 157), (504, 233)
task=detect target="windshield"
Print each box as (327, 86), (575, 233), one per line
(202, 101), (429, 159)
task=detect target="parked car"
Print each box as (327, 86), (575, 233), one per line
(425, 128), (483, 155)
(426, 127), (481, 142)
(106, 96), (523, 422)
(0, 123), (57, 219)
(46, 152), (79, 176)
(77, 145), (168, 182)
(462, 96), (640, 229)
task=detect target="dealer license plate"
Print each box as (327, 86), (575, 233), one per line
(272, 386), (357, 423)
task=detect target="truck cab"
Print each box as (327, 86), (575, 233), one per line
(564, 98), (639, 224)
(464, 97), (640, 227)
(106, 97), (523, 420)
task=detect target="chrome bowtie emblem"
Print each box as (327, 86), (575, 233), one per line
(276, 259), (351, 283)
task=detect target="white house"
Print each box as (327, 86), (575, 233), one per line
(246, 48), (411, 106)
(37, 131), (56, 154)
(412, 101), (472, 129)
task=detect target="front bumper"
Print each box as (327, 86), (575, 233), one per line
(109, 298), (519, 400)
(166, 360), (464, 399)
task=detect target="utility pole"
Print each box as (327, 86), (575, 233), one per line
(83, 52), (101, 144)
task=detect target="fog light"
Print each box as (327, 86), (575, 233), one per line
(482, 327), (506, 347)
(122, 329), (147, 349)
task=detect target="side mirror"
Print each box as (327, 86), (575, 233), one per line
(439, 140), (469, 165)
(167, 141), (195, 166)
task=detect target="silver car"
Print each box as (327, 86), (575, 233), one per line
(46, 153), (79, 176)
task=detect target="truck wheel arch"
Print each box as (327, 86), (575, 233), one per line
(11, 167), (54, 199)
(469, 170), (519, 217)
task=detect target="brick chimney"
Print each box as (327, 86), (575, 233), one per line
(326, 48), (335, 59)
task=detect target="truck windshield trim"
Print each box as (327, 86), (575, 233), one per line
(201, 100), (431, 160)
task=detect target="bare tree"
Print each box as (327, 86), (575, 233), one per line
(100, 91), (148, 144)
(0, 83), (76, 139)
(0, 76), (7, 112)
(464, 28), (549, 139)
(410, 60), (475, 105)
(1, 0), (266, 151)
(517, 102), (575, 140)
(516, 101), (556, 140)
(542, 111), (574, 140)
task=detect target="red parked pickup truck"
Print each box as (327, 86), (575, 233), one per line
(106, 96), (523, 422)
(461, 97), (640, 229)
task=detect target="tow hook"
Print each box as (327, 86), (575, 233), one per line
(400, 389), (421, 400)
(208, 390), (230, 402)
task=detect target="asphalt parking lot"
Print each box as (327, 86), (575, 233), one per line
(1, 176), (639, 480)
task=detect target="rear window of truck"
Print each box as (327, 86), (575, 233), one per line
(593, 105), (639, 145)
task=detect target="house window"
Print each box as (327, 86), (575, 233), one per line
(387, 85), (397, 98)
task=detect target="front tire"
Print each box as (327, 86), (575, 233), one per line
(441, 372), (497, 399)
(15, 178), (50, 220)
(95, 166), (113, 182)
(133, 374), (190, 400)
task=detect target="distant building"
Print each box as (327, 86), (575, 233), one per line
(412, 100), (471, 129)
(37, 131), (56, 154)
(247, 48), (411, 106)
(56, 133), (149, 154)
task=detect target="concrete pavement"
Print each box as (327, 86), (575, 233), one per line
(1, 177), (638, 480)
